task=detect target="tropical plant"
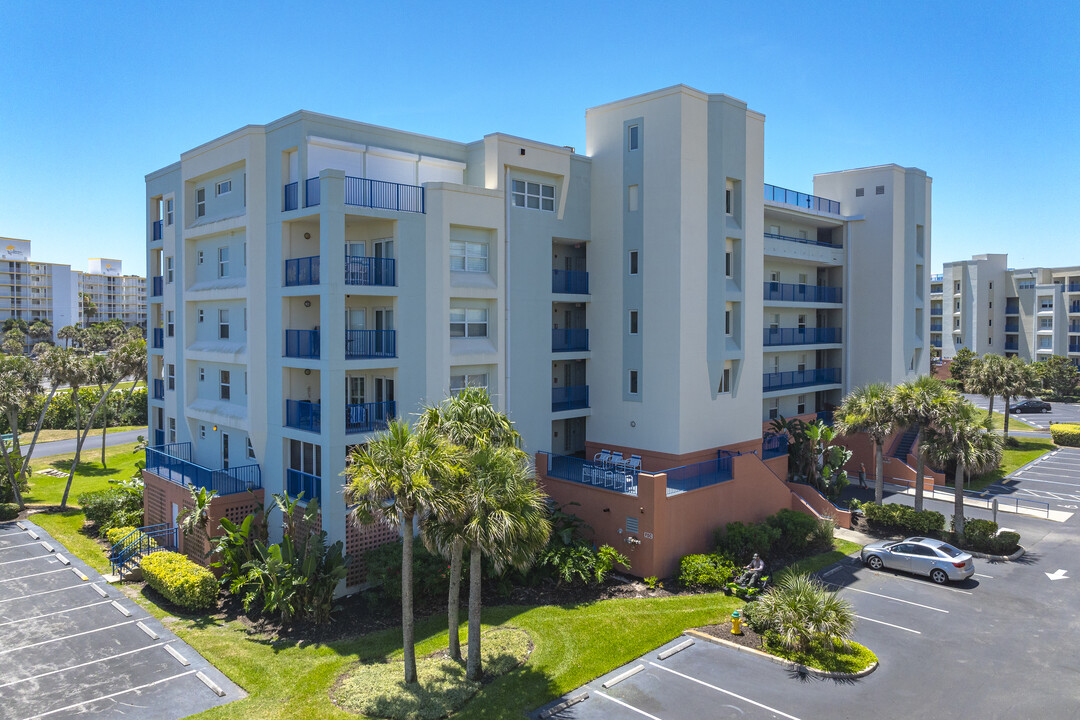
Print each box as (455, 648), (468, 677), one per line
(836, 383), (896, 504)
(1034, 355), (1080, 399)
(177, 485), (219, 554)
(0, 354), (41, 508)
(344, 420), (461, 684)
(948, 347), (978, 386)
(752, 573), (855, 653)
(892, 375), (951, 511)
(965, 354), (1007, 417)
(1000, 356), (1039, 441)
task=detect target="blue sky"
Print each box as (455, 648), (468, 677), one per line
(1, 2), (1076, 277)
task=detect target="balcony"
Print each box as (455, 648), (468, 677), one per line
(151, 220), (163, 241)
(1070, 323), (1080, 333)
(346, 329), (396, 359)
(153, 429), (165, 447)
(285, 257), (320, 286)
(764, 183), (841, 215)
(552, 269), (589, 295)
(552, 385), (589, 412)
(552, 328), (589, 352)
(285, 329), (320, 359)
(1005, 322), (1019, 332)
(305, 177), (320, 207)
(145, 442), (261, 496)
(931, 274), (943, 282)
(346, 401), (395, 434)
(1005, 340), (1018, 350)
(1070, 343), (1080, 354)
(930, 322), (943, 332)
(930, 308), (943, 316)
(283, 182), (298, 212)
(1071, 302), (1080, 314)
(1070, 283), (1080, 292)
(284, 256), (397, 288)
(152, 328), (164, 349)
(152, 379), (164, 400)
(286, 469), (321, 502)
(762, 433), (789, 460)
(544, 452), (638, 496)
(345, 176), (424, 213)
(763, 327), (841, 346)
(666, 456), (734, 493)
(1005, 301), (1020, 314)
(764, 231), (841, 249)
(285, 399), (321, 433)
(932, 339), (943, 348)
(762, 368), (840, 392)
(763, 282), (842, 304)
(151, 276), (163, 297)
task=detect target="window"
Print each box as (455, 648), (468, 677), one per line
(198, 309), (204, 323)
(199, 367), (205, 382)
(628, 184), (639, 211)
(718, 365), (731, 394)
(1040, 317), (1053, 329)
(166, 310), (174, 337)
(218, 247), (229, 278)
(770, 271), (780, 283)
(1040, 298), (1054, 310)
(216, 180), (232, 196)
(989, 282), (993, 290)
(798, 354), (807, 372)
(725, 187), (733, 214)
(797, 395), (806, 414)
(196, 187), (206, 218)
(219, 370), (231, 400)
(628, 370), (639, 395)
(629, 310), (639, 335)
(1019, 280), (1036, 290)
(725, 309), (732, 335)
(166, 364), (175, 391)
(628, 250), (639, 276)
(450, 373), (488, 392)
(855, 187), (864, 197)
(200, 425), (206, 439)
(218, 309), (230, 339)
(955, 300), (960, 311)
(768, 399), (779, 420)
(768, 224), (780, 235)
(988, 337), (993, 345)
(628, 124), (639, 151)
(955, 281), (961, 292)
(450, 308), (488, 338)
(166, 257), (174, 283)
(165, 199), (173, 225)
(875, 185), (885, 195)
(247, 437), (256, 460)
(168, 418), (176, 443)
(198, 251), (204, 265)
(450, 241), (489, 272)
(955, 318), (960, 328)
(797, 314), (806, 330)
(725, 250), (732, 278)
(770, 313), (780, 330)
(511, 180), (555, 211)
(1039, 336), (1053, 349)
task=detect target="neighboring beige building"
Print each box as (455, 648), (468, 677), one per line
(932, 253), (1080, 366)
(144, 84), (930, 588)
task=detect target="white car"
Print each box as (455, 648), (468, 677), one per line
(861, 537), (975, 584)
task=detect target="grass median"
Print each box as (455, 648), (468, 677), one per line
(23, 441), (143, 506)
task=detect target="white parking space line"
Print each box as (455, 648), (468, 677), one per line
(0, 619), (137, 656)
(0, 583), (86, 604)
(862, 570), (973, 595)
(854, 614), (922, 634)
(0, 531), (29, 538)
(0, 567), (69, 584)
(0, 642), (169, 689)
(20, 669), (198, 720)
(593, 689), (664, 719)
(837, 587), (950, 612)
(0, 541), (51, 552)
(975, 573), (994, 579)
(0, 600), (113, 629)
(1008, 474), (1080, 486)
(0, 554), (52, 567)
(649, 662), (803, 720)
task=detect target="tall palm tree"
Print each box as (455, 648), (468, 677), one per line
(836, 383), (896, 504)
(1000, 356), (1038, 441)
(344, 421), (461, 685)
(459, 444), (550, 681)
(56, 325), (79, 349)
(893, 375), (950, 511)
(416, 387), (522, 662)
(0, 354), (41, 507)
(966, 354), (1007, 418)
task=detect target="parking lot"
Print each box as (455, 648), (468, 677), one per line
(0, 519), (241, 720)
(987, 446), (1080, 505)
(537, 452), (1080, 719)
(964, 393), (1080, 431)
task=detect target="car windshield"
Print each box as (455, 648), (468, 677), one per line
(936, 543), (963, 558)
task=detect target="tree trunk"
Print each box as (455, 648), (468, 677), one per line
(466, 543), (483, 682)
(874, 441), (884, 504)
(987, 395), (995, 418)
(953, 462), (966, 536)
(17, 387), (58, 485)
(0, 435), (22, 509)
(401, 514), (417, 684)
(61, 381), (123, 509)
(914, 454), (926, 513)
(1003, 395), (1012, 441)
(447, 538), (463, 662)
(100, 390), (108, 468)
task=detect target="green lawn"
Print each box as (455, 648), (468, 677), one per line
(777, 538), (863, 581)
(971, 436), (1056, 491)
(31, 510), (111, 574)
(24, 441), (143, 506)
(981, 410), (1036, 432)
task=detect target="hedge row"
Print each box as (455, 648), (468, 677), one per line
(855, 501), (945, 536)
(961, 519), (1021, 555)
(104, 525), (157, 551)
(1050, 424), (1080, 448)
(140, 551), (217, 610)
(0, 503), (19, 521)
(678, 553), (737, 589)
(714, 508), (829, 563)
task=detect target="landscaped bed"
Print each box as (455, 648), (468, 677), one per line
(694, 623), (877, 675)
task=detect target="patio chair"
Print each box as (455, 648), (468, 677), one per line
(594, 449), (612, 466)
(628, 455), (642, 472)
(610, 451), (625, 469)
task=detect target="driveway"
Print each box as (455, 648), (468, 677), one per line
(32, 428), (147, 459)
(964, 393), (1080, 431)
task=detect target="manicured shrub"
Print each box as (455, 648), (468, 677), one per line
(752, 573), (855, 652)
(856, 501), (944, 536)
(538, 543), (629, 586)
(365, 540), (450, 604)
(678, 553), (736, 590)
(991, 531), (1021, 555)
(104, 526), (157, 552)
(810, 518), (835, 548)
(956, 518), (1021, 555)
(767, 509), (820, 555)
(715, 521), (781, 563)
(78, 480), (144, 533)
(140, 551), (217, 610)
(1050, 424), (1080, 448)
(0, 503), (19, 521)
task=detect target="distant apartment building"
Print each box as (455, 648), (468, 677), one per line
(931, 253), (1080, 367)
(0, 238), (147, 345)
(144, 84), (930, 583)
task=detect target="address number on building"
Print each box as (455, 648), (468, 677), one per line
(643, 532), (654, 540)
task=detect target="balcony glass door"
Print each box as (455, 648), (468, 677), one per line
(375, 309), (392, 355)
(347, 376), (364, 405)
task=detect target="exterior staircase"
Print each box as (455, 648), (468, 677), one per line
(892, 426), (920, 461)
(109, 524), (179, 578)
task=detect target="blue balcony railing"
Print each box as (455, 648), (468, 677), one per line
(931, 274), (943, 282)
(764, 231), (841, 250)
(286, 469), (321, 502)
(763, 327), (841, 346)
(285, 399), (321, 433)
(1006, 301), (1020, 314)
(346, 401), (396, 434)
(145, 442), (261, 496)
(932, 339), (943, 348)
(665, 456), (734, 493)
(1071, 302), (1080, 313)
(763, 282), (842, 304)
(931, 308), (943, 316)
(305, 177), (321, 207)
(152, 379), (164, 400)
(762, 368), (840, 392)
(764, 183), (841, 215)
(285, 329), (320, 359)
(1070, 323), (1080, 333)
(552, 269), (589, 295)
(346, 256), (396, 286)
(1070, 343), (1080, 354)
(152, 328), (164, 349)
(552, 328), (589, 352)
(151, 220), (163, 241)
(1005, 322), (1019, 332)
(151, 276), (163, 297)
(1068, 283), (1080, 292)
(543, 452), (637, 496)
(1004, 340), (1018, 350)
(283, 182), (298, 211)
(285, 256), (320, 286)
(762, 433), (789, 460)
(552, 385), (589, 412)
(346, 329), (396, 359)
(345, 176), (425, 213)
(930, 322), (943, 332)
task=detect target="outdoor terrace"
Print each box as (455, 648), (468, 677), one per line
(145, 442), (261, 496)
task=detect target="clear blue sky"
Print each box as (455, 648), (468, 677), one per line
(2, 2), (1076, 277)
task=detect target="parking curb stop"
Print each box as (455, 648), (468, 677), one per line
(967, 545), (1026, 562)
(683, 629), (879, 679)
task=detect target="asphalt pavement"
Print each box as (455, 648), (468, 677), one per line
(30, 428), (147, 459)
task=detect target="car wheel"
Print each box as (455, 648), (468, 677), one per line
(866, 556), (884, 571)
(930, 568), (948, 584)
(1044, 408), (1051, 413)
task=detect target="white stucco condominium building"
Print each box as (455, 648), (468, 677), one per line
(144, 85), (929, 586)
(932, 253), (1080, 366)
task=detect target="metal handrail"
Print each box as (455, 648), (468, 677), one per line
(764, 231), (841, 249)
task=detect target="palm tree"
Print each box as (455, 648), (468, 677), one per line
(56, 325), (79, 349)
(177, 485), (219, 556)
(1000, 356), (1038, 441)
(0, 354), (41, 507)
(893, 376), (950, 512)
(836, 383), (896, 504)
(416, 387), (522, 662)
(966, 354), (1007, 418)
(344, 420), (461, 684)
(459, 444), (550, 681)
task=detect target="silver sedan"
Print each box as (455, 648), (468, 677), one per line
(861, 537), (975, 584)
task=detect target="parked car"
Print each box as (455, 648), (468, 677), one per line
(861, 537), (975, 584)
(1009, 399), (1052, 414)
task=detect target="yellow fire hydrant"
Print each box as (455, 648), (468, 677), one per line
(731, 610), (742, 635)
